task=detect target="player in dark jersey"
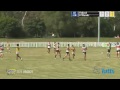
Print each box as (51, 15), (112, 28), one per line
(107, 42), (111, 58)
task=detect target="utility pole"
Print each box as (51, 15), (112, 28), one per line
(98, 16), (100, 42)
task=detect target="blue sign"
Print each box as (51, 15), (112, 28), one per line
(71, 11), (78, 17)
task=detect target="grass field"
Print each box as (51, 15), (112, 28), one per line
(0, 37), (120, 42)
(1, 47), (120, 79)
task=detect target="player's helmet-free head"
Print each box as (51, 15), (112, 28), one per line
(17, 44), (19, 46)
(83, 43), (85, 46)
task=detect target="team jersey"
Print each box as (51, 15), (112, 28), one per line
(16, 47), (20, 53)
(107, 43), (111, 50)
(82, 46), (87, 52)
(116, 45), (120, 50)
(56, 44), (60, 50)
(66, 46), (70, 52)
(0, 46), (4, 52)
(53, 43), (56, 48)
(47, 43), (51, 48)
(6, 43), (10, 48)
(71, 47), (75, 52)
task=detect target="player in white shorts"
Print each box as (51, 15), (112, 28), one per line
(82, 44), (87, 61)
(116, 42), (120, 58)
(47, 42), (51, 54)
(63, 44), (71, 60)
(55, 43), (61, 59)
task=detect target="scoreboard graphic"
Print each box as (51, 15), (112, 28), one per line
(71, 11), (115, 17)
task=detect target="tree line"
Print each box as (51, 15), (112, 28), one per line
(0, 11), (119, 38)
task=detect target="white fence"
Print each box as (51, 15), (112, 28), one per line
(0, 42), (119, 48)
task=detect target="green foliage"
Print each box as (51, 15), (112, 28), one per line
(0, 11), (120, 38)
(0, 15), (25, 38)
(25, 18), (46, 37)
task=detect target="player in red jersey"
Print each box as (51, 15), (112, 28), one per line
(116, 42), (120, 58)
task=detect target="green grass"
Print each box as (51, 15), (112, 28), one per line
(0, 37), (120, 42)
(0, 47), (120, 79)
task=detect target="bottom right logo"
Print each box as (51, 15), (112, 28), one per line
(93, 66), (115, 74)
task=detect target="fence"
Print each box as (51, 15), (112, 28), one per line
(0, 42), (119, 48)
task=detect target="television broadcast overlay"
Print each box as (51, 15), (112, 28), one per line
(0, 11), (120, 79)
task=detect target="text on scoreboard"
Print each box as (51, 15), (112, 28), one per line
(71, 11), (115, 17)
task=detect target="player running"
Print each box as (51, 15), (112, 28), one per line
(0, 44), (4, 59)
(55, 42), (61, 59)
(107, 42), (111, 58)
(53, 42), (56, 54)
(63, 44), (71, 61)
(47, 42), (51, 54)
(6, 41), (11, 53)
(71, 45), (76, 59)
(16, 44), (22, 61)
(82, 44), (87, 61)
(116, 42), (120, 58)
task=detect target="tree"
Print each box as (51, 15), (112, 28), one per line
(0, 15), (24, 38)
(25, 18), (46, 37)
